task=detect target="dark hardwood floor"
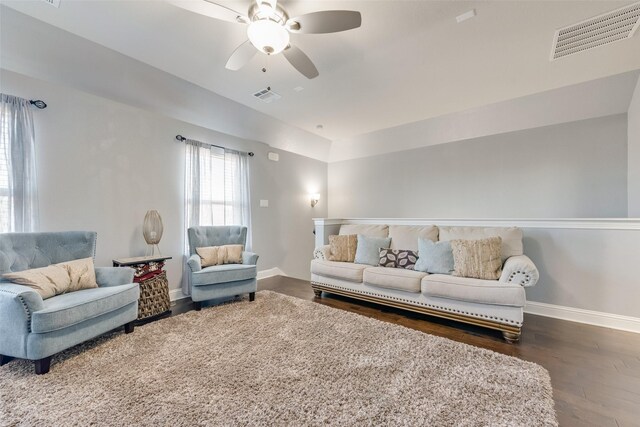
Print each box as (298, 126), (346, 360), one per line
(173, 276), (640, 427)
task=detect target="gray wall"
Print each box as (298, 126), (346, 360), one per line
(629, 75), (640, 217)
(1, 69), (327, 288)
(329, 114), (628, 218)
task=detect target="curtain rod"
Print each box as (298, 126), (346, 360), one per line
(175, 135), (254, 157)
(30, 100), (47, 109)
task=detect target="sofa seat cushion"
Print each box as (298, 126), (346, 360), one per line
(311, 260), (368, 283)
(364, 267), (427, 293)
(192, 264), (257, 286)
(31, 284), (139, 333)
(422, 274), (525, 307)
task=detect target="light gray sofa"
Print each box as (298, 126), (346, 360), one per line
(310, 224), (539, 342)
(0, 231), (139, 374)
(186, 226), (259, 310)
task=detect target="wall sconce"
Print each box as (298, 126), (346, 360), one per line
(310, 193), (320, 207)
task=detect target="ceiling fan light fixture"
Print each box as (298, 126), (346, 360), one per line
(247, 19), (289, 55)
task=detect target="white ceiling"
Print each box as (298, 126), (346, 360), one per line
(3, 0), (640, 142)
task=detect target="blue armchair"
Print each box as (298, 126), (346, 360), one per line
(187, 226), (258, 310)
(0, 232), (139, 374)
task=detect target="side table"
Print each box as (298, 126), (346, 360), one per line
(113, 255), (173, 324)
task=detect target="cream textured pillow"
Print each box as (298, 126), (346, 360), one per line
(451, 237), (503, 280)
(2, 265), (72, 299)
(328, 234), (357, 262)
(196, 245), (244, 267)
(58, 258), (98, 292)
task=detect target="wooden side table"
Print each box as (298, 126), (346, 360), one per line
(112, 255), (172, 323)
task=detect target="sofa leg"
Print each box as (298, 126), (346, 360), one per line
(313, 289), (322, 298)
(502, 330), (521, 344)
(34, 357), (52, 375)
(249, 292), (255, 302)
(0, 354), (14, 366)
(194, 301), (202, 311)
(124, 322), (135, 334)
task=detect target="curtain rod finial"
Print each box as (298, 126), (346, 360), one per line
(176, 135), (186, 142)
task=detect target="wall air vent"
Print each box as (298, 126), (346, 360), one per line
(41, 0), (61, 7)
(550, 1), (640, 60)
(253, 87), (281, 104)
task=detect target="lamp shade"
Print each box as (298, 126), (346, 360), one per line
(143, 210), (164, 245)
(247, 19), (290, 55)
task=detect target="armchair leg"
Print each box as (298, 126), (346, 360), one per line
(194, 301), (202, 311)
(34, 357), (52, 375)
(249, 292), (255, 302)
(0, 354), (14, 366)
(124, 322), (135, 334)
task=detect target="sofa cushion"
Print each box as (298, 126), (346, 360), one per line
(328, 235), (357, 262)
(311, 259), (367, 283)
(339, 224), (388, 238)
(3, 264), (71, 300)
(422, 274), (525, 307)
(388, 225), (438, 251)
(438, 226), (523, 261)
(451, 237), (503, 280)
(31, 283), (139, 333)
(379, 249), (418, 270)
(192, 264), (257, 286)
(355, 235), (392, 266)
(59, 258), (99, 293)
(364, 267), (427, 293)
(415, 239), (454, 275)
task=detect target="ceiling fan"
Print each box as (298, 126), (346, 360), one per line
(167, 0), (362, 79)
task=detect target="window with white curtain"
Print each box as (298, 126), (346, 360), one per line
(184, 140), (252, 244)
(0, 94), (39, 233)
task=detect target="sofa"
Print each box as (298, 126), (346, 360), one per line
(0, 231), (139, 374)
(186, 225), (259, 310)
(310, 224), (539, 342)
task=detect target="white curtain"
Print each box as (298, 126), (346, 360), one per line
(0, 94), (39, 233)
(183, 139), (252, 294)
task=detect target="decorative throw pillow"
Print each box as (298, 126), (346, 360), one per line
(3, 265), (72, 299)
(354, 234), (392, 266)
(451, 237), (503, 280)
(415, 239), (455, 274)
(379, 249), (418, 270)
(58, 258), (99, 292)
(328, 234), (357, 262)
(196, 244), (244, 267)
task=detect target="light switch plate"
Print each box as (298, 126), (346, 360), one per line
(260, 199), (269, 207)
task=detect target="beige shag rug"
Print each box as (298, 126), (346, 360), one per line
(0, 291), (556, 426)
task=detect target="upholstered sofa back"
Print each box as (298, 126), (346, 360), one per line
(338, 224), (523, 260)
(187, 226), (247, 256)
(0, 231), (97, 275)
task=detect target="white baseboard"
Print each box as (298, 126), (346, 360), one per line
(525, 301), (640, 333)
(257, 267), (285, 280)
(168, 268), (287, 302)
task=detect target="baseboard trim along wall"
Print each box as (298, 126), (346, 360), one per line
(525, 301), (640, 334)
(168, 267), (286, 302)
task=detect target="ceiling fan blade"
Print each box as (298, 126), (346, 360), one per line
(283, 45), (319, 79)
(166, 0), (249, 24)
(225, 40), (257, 70)
(286, 10), (361, 34)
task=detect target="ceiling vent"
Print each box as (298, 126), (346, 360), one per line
(253, 87), (281, 104)
(41, 0), (61, 7)
(550, 1), (640, 60)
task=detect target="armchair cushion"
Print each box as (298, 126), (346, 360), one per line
(31, 284), (139, 334)
(95, 267), (135, 287)
(191, 264), (257, 286)
(499, 255), (539, 287)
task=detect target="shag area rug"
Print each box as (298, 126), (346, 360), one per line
(0, 291), (556, 426)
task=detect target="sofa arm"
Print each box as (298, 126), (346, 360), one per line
(187, 254), (202, 272)
(499, 255), (539, 287)
(313, 245), (331, 260)
(242, 251), (259, 266)
(95, 267), (135, 287)
(0, 283), (45, 358)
